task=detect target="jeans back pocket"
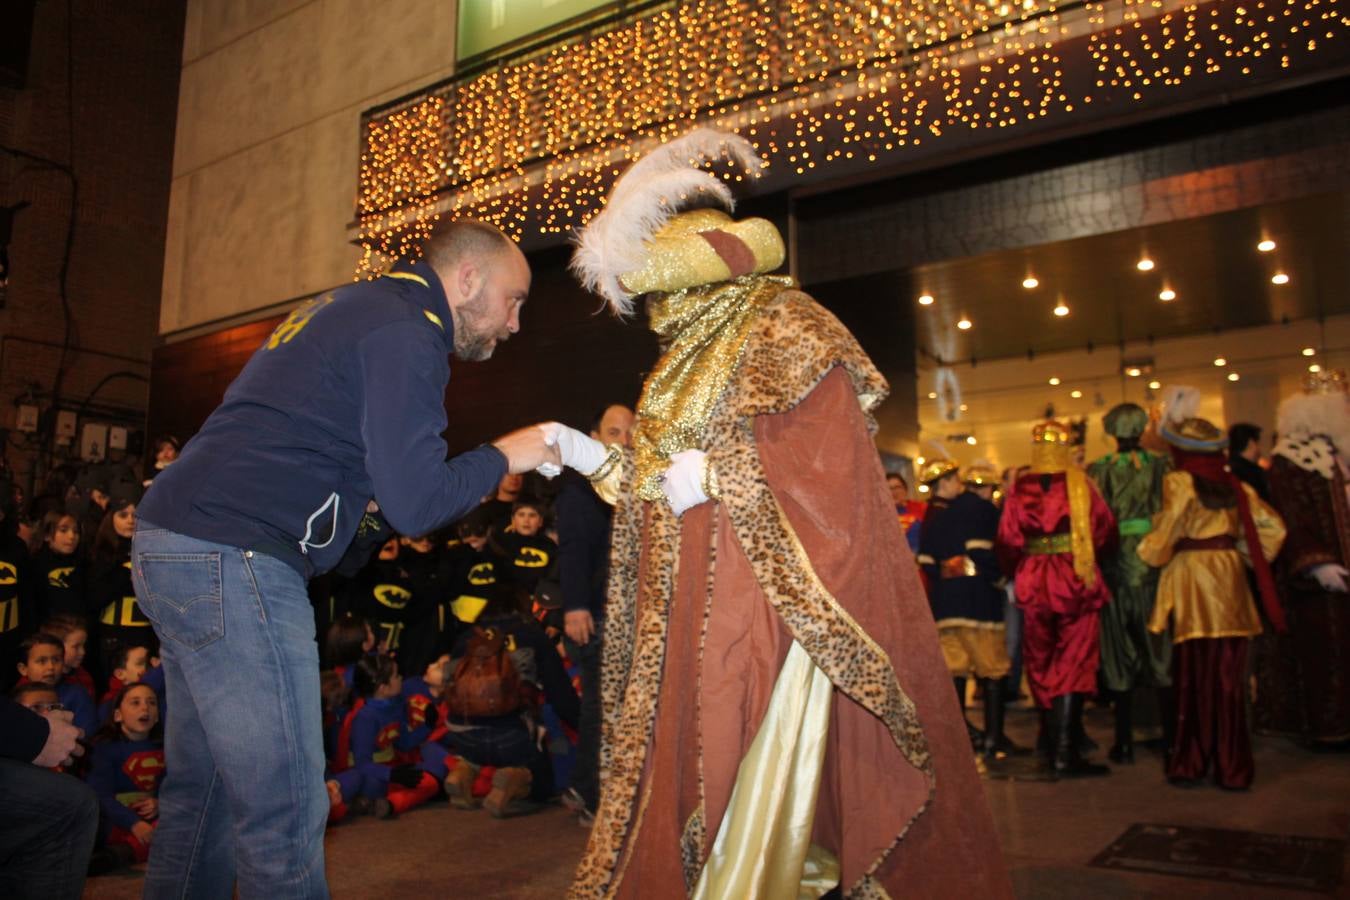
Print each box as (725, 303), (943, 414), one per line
(135, 553), (225, 651)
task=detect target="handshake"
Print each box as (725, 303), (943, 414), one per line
(489, 422), (710, 516)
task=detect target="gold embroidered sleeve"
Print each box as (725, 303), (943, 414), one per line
(587, 444), (630, 506)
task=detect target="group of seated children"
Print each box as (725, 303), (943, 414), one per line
(11, 619), (165, 873)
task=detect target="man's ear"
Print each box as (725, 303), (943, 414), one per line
(457, 260), (480, 300)
(16, 661), (26, 676)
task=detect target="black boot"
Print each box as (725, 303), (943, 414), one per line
(1053, 694), (1110, 778)
(981, 677), (1026, 757)
(1109, 689), (1134, 764)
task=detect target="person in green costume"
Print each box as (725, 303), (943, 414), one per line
(1087, 403), (1172, 763)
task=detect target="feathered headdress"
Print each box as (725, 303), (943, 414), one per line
(570, 128), (779, 316)
(1157, 384), (1224, 452)
(1158, 384), (1200, 429)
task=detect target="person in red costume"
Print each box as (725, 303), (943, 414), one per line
(997, 420), (1116, 778)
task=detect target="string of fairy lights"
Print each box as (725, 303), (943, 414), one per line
(355, 0), (1348, 277)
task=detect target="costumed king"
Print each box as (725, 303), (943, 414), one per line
(997, 421), (1116, 778)
(1137, 387), (1285, 788)
(1086, 403), (1172, 764)
(537, 129), (1011, 899)
(1256, 369), (1350, 748)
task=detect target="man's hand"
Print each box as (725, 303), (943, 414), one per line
(565, 609), (596, 646)
(662, 449), (711, 516)
(33, 710), (85, 768)
(1311, 563), (1349, 592)
(492, 425), (563, 475)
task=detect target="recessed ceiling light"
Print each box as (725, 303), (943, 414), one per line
(1271, 273), (1290, 285)
(1309, 364), (1322, 373)
(1159, 288), (1176, 302)
(966, 435), (977, 445)
(1148, 380), (1161, 389)
(1257, 239), (1276, 252)
(1213, 357), (1227, 367)
(1070, 389), (1083, 399)
(1136, 258), (1154, 272)
(957, 317), (973, 330)
(1302, 347), (1316, 357)
(1022, 276), (1039, 290)
(928, 391), (938, 399)
(1053, 303), (1070, 317)
(916, 456), (926, 465)
(959, 403), (969, 411)
(1125, 367), (1142, 377)
(918, 294), (934, 305)
(1227, 372), (1241, 382)
(1048, 376), (1061, 386)
(918, 484), (929, 493)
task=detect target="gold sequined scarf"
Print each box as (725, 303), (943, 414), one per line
(1030, 442), (1097, 588)
(634, 274), (796, 500)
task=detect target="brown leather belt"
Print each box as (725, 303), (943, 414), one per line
(1175, 535), (1236, 552)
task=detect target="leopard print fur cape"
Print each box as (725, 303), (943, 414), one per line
(570, 288), (934, 899)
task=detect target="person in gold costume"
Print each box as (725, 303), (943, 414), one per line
(1138, 387), (1286, 789)
(546, 129), (1011, 899)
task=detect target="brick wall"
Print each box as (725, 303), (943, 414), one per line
(0, 0), (185, 498)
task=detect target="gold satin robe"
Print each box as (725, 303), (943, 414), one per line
(1138, 470), (1286, 644)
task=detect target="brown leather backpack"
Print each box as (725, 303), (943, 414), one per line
(449, 626), (522, 718)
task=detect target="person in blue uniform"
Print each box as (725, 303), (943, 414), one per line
(917, 461), (1018, 757)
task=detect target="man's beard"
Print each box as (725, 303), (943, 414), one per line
(452, 286), (508, 362)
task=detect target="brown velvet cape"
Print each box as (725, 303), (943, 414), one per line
(571, 290), (1011, 899)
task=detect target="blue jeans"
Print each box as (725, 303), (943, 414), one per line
(0, 758), (99, 900)
(131, 524), (328, 899)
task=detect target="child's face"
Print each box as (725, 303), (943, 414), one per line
(511, 507), (542, 537)
(112, 504), (136, 539)
(115, 686), (159, 741)
(115, 646), (150, 684)
(463, 532), (488, 551)
(378, 538), (399, 561)
(20, 643), (64, 685)
(18, 687), (60, 712)
(63, 630), (87, 672)
(424, 654), (451, 688)
(401, 535), (434, 554)
(48, 516), (80, 555)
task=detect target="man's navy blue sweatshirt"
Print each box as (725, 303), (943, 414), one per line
(139, 260), (507, 580)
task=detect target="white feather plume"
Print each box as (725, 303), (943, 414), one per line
(570, 128), (764, 316)
(1159, 384), (1200, 427)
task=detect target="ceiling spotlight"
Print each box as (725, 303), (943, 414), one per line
(1271, 273), (1290, 285)
(918, 293), (934, 305)
(1136, 257), (1154, 272)
(1257, 239), (1276, 252)
(1048, 376), (1061, 386)
(1302, 347), (1316, 357)
(916, 456), (926, 465)
(1227, 372), (1241, 382)
(1213, 357), (1227, 367)
(1053, 303), (1070, 317)
(966, 435), (977, 446)
(927, 391), (938, 399)
(1070, 389), (1083, 399)
(1159, 288), (1176, 302)
(1022, 276), (1039, 290)
(957, 317), (973, 330)
(959, 403), (969, 411)
(1125, 367), (1142, 377)
(1148, 380), (1161, 389)
(1309, 364), (1322, 373)
(918, 484), (929, 493)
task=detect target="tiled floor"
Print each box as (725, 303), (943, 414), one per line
(83, 704), (1349, 898)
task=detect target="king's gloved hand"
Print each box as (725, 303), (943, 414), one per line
(662, 449), (711, 516)
(536, 422), (608, 478)
(1310, 562), (1349, 592)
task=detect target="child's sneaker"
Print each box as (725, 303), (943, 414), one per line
(484, 766), (534, 818)
(373, 797), (395, 819)
(444, 758), (481, 809)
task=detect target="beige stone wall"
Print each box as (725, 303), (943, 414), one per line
(160, 0), (459, 336)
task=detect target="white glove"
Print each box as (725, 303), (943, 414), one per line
(1310, 563), (1350, 592)
(536, 422), (608, 479)
(662, 449), (711, 516)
